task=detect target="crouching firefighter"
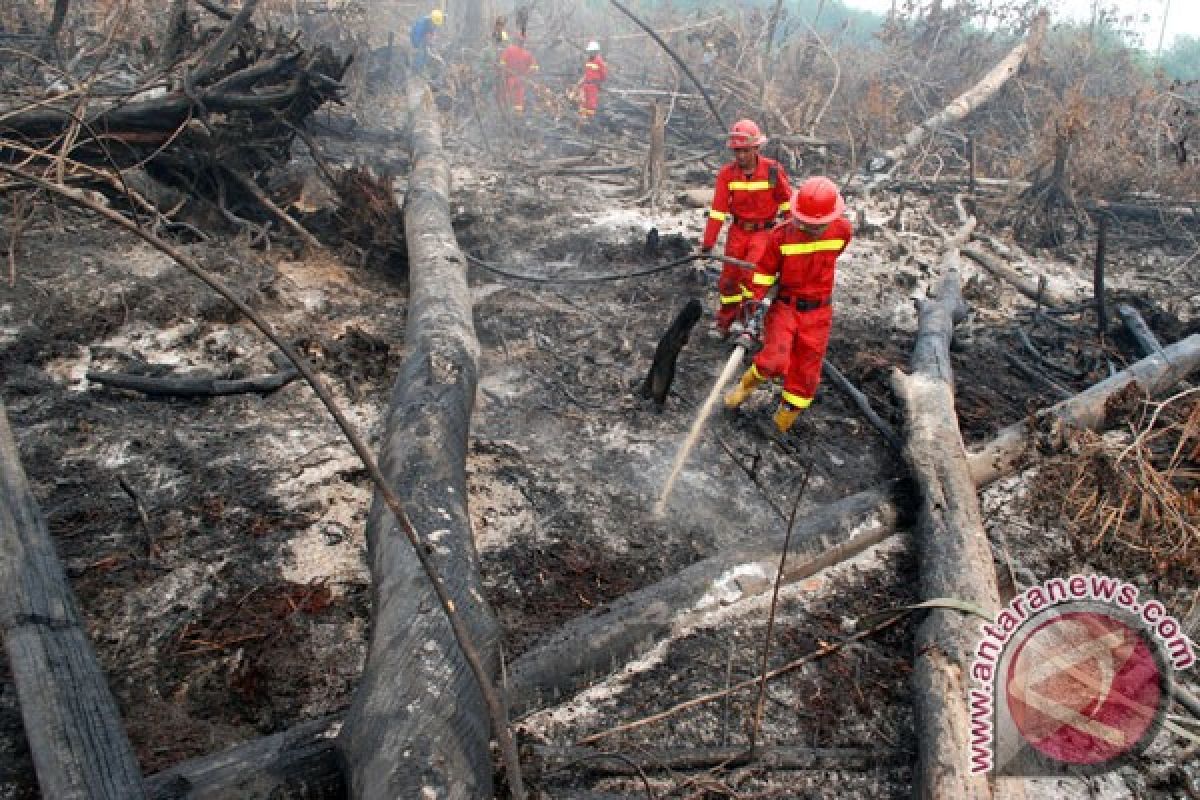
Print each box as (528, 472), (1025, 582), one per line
(699, 119), (792, 337)
(724, 176), (853, 434)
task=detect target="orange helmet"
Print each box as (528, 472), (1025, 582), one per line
(790, 177), (845, 225)
(727, 119), (767, 149)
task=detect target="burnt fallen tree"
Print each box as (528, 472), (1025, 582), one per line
(0, 0), (349, 238)
(87, 361), (299, 398)
(968, 333), (1200, 488)
(509, 486), (902, 716)
(889, 264), (1013, 800)
(335, 79), (512, 799)
(871, 12), (1047, 174)
(0, 400), (146, 800)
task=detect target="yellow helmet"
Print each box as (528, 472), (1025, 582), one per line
(431, 9), (445, 26)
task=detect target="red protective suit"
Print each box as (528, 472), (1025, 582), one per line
(746, 217), (853, 409)
(578, 54), (608, 118)
(500, 42), (538, 113)
(702, 156), (792, 330)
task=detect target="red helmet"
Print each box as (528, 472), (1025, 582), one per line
(727, 119), (767, 149)
(790, 177), (845, 225)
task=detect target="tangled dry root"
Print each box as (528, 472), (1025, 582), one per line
(1034, 389), (1200, 592)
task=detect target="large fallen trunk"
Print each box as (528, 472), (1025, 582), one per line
(0, 401), (146, 800)
(967, 333), (1200, 487)
(335, 80), (502, 800)
(508, 486), (902, 716)
(890, 266), (1011, 800)
(875, 12), (1047, 171)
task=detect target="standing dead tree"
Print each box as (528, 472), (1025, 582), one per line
(0, 401), (146, 800)
(640, 100), (666, 201)
(1015, 120), (1088, 247)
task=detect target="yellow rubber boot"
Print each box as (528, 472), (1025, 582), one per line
(724, 366), (764, 409)
(773, 403), (803, 434)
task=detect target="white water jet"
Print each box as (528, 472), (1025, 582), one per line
(654, 346), (746, 516)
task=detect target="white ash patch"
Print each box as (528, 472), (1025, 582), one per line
(467, 453), (535, 551)
(101, 244), (172, 280)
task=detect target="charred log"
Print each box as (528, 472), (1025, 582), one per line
(1116, 304), (1167, 359)
(961, 243), (1074, 307)
(641, 299), (703, 408)
(145, 717), (342, 800)
(336, 80), (506, 800)
(968, 334), (1200, 488)
(86, 363), (299, 398)
(0, 401), (146, 800)
(889, 266), (1013, 800)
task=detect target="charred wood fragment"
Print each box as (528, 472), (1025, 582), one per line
(86, 364), (299, 398)
(641, 299), (703, 408)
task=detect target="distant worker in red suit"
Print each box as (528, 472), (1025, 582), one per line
(499, 34), (539, 114)
(577, 40), (608, 123)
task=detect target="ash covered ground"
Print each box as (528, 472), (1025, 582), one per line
(1, 97), (1197, 799)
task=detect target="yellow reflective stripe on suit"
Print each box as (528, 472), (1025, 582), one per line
(779, 239), (844, 255)
(727, 180), (772, 191)
(708, 209), (728, 220)
(751, 273), (776, 286)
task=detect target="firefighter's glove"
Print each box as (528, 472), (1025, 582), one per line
(733, 300), (768, 353)
(698, 245), (713, 258)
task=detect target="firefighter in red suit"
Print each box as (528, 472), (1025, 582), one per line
(699, 119), (792, 336)
(724, 177), (853, 434)
(500, 35), (539, 113)
(578, 40), (608, 122)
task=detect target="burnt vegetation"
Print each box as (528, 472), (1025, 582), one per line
(1, 1), (1199, 799)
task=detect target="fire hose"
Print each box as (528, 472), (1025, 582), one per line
(464, 251), (754, 284)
